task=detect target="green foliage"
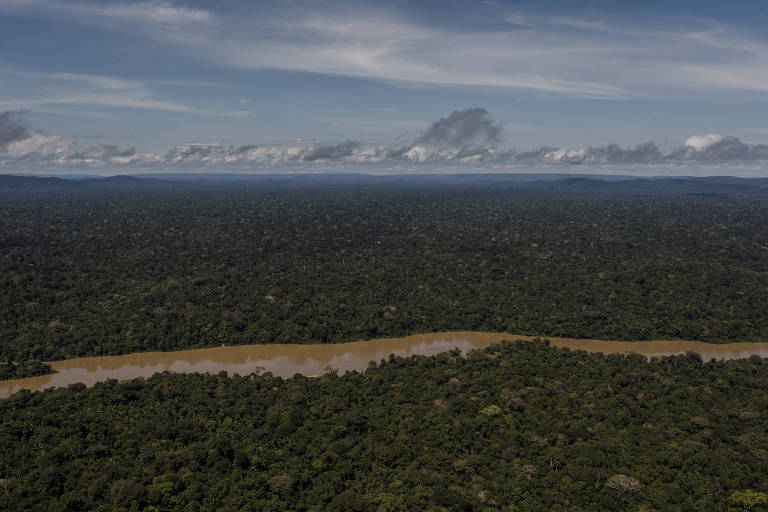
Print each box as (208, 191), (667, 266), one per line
(2, 185), (768, 362)
(479, 404), (502, 417)
(1, 341), (767, 511)
(0, 360), (54, 380)
(729, 490), (768, 510)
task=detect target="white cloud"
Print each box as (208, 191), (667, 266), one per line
(683, 133), (723, 151)
(3, 133), (73, 159)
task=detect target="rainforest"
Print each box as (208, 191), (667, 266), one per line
(2, 176), (768, 511)
(2, 177), (768, 371)
(2, 340), (768, 511)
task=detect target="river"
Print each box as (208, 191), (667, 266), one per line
(3, 331), (768, 398)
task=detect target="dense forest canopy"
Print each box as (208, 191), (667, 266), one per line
(2, 176), (768, 510)
(0, 360), (53, 380)
(2, 178), (768, 366)
(1, 341), (767, 511)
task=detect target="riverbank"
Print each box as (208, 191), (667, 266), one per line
(3, 331), (768, 398)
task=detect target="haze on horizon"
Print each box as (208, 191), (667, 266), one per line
(2, 0), (768, 176)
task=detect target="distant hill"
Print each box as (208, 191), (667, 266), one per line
(0, 174), (158, 193)
(1, 172), (768, 195)
(0, 174), (84, 190)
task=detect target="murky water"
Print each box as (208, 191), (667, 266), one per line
(3, 331), (768, 398)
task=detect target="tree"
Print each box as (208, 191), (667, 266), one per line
(728, 490), (768, 510)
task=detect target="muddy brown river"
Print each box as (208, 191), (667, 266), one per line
(3, 331), (768, 398)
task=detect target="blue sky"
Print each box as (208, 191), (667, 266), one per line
(2, 0), (768, 174)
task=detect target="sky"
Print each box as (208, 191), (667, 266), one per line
(2, 0), (768, 175)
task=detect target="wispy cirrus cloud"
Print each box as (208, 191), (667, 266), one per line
(169, 12), (630, 98)
(0, 0), (213, 26)
(13, 92), (203, 113)
(77, 0), (211, 24)
(0, 68), (246, 115)
(8, 1), (768, 99)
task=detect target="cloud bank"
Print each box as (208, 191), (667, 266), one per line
(2, 108), (768, 175)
